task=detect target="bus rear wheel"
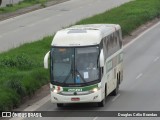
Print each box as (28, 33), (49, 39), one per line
(57, 103), (64, 107)
(112, 80), (119, 96)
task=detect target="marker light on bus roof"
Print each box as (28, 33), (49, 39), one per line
(59, 48), (66, 52)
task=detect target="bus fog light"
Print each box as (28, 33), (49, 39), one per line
(54, 97), (58, 101)
(93, 95), (98, 100)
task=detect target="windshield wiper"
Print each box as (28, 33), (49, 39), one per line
(63, 68), (74, 84)
(63, 58), (74, 84)
(75, 69), (88, 85)
(63, 69), (88, 85)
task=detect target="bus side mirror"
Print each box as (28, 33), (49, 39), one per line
(99, 49), (104, 67)
(44, 51), (50, 69)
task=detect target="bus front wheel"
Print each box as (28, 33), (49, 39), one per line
(57, 103), (64, 107)
(98, 86), (106, 107)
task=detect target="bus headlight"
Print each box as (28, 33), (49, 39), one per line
(52, 86), (62, 94)
(92, 88), (99, 92)
(53, 89), (58, 93)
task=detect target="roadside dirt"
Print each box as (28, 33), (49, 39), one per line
(13, 84), (50, 111)
(0, 0), (69, 21)
(123, 18), (160, 45)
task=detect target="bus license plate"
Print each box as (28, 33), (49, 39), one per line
(71, 98), (80, 101)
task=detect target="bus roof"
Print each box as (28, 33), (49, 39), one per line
(52, 24), (121, 47)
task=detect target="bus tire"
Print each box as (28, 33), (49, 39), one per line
(112, 80), (119, 96)
(98, 86), (106, 107)
(57, 103), (63, 107)
(119, 71), (121, 83)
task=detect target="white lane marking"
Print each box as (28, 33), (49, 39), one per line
(123, 21), (160, 50)
(57, 14), (62, 16)
(88, 3), (94, 6)
(24, 94), (50, 111)
(9, 117), (23, 120)
(112, 94), (120, 102)
(9, 94), (50, 120)
(153, 57), (159, 62)
(43, 18), (50, 21)
(136, 73), (143, 79)
(28, 17), (50, 27)
(93, 117), (98, 120)
(27, 23), (36, 27)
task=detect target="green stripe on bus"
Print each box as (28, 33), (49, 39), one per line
(62, 84), (98, 92)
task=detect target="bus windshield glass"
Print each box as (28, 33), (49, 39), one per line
(51, 46), (100, 85)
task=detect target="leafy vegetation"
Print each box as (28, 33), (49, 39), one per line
(0, 0), (160, 111)
(0, 37), (51, 111)
(76, 0), (160, 36)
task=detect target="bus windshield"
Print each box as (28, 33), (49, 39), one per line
(51, 46), (100, 86)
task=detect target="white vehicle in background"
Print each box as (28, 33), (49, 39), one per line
(44, 24), (123, 107)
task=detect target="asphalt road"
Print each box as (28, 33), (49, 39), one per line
(13, 21), (160, 120)
(0, 0), (130, 52)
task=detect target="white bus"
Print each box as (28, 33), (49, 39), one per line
(44, 24), (123, 107)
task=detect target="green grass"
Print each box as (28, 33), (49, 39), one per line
(0, 0), (47, 14)
(0, 88), (20, 111)
(0, 36), (51, 111)
(0, 0), (160, 111)
(76, 0), (160, 36)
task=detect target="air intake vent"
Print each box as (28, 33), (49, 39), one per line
(68, 29), (87, 34)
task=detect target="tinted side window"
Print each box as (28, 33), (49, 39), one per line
(103, 37), (108, 61)
(118, 30), (122, 48)
(103, 30), (122, 59)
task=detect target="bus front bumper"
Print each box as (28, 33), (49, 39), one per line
(50, 89), (103, 103)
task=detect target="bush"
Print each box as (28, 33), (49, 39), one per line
(0, 53), (36, 70)
(6, 4), (13, 7)
(22, 69), (49, 96)
(3, 76), (26, 97)
(0, 88), (20, 111)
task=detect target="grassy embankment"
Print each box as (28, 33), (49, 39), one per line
(0, 0), (160, 111)
(0, 0), (47, 14)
